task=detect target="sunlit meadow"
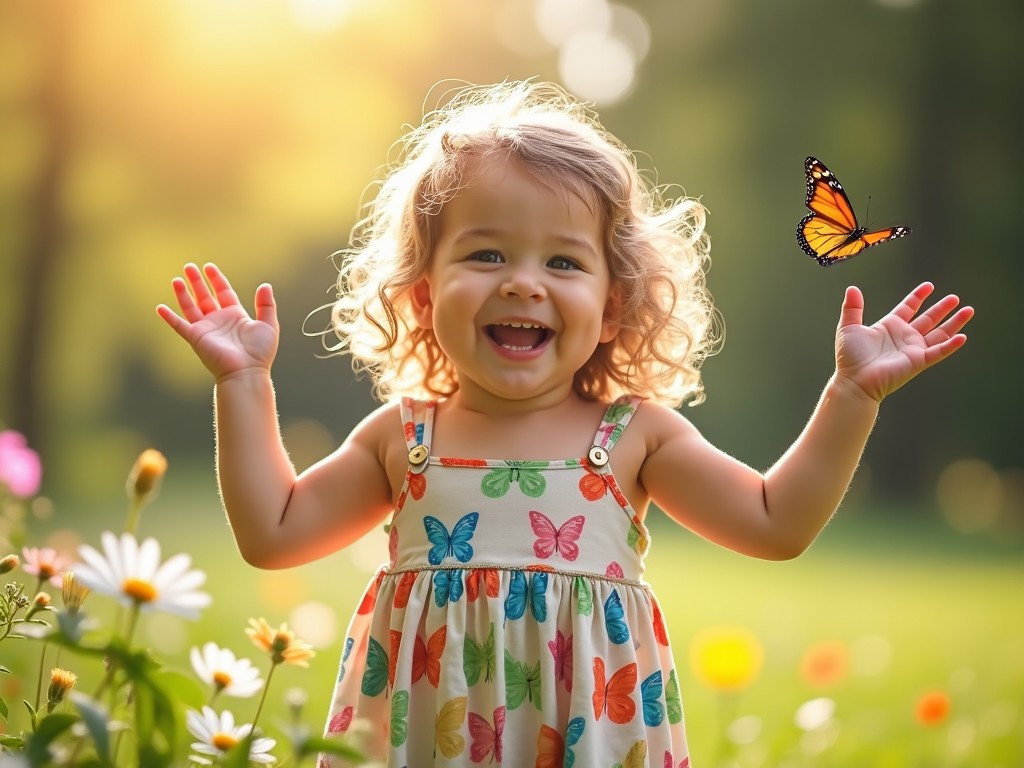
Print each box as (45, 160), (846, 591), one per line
(3, 430), (1023, 766)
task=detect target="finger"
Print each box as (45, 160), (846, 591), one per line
(253, 283), (278, 329)
(202, 263), (241, 309)
(923, 331), (968, 368)
(170, 275), (205, 323)
(838, 285), (864, 329)
(909, 293), (961, 335)
(156, 303), (191, 339)
(923, 305), (975, 346)
(183, 262), (219, 314)
(891, 282), (935, 323)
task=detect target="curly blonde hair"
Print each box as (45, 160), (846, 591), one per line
(325, 81), (721, 407)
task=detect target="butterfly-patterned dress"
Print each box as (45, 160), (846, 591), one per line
(321, 396), (690, 768)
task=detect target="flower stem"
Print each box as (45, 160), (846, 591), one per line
(251, 662), (278, 732)
(34, 639), (48, 712)
(124, 498), (143, 536)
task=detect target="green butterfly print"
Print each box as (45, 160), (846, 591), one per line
(665, 668), (683, 724)
(481, 461), (548, 499)
(605, 401), (634, 423)
(574, 576), (594, 616)
(464, 623), (496, 685)
(504, 650), (542, 711)
(361, 636), (389, 697)
(391, 689), (409, 747)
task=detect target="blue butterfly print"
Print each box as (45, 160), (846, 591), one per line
(504, 571), (548, 623)
(603, 589), (630, 645)
(433, 568), (464, 607)
(336, 636), (354, 682)
(564, 716), (585, 768)
(423, 512), (480, 565)
(641, 670), (664, 727)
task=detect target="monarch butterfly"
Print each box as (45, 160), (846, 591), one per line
(797, 156), (911, 265)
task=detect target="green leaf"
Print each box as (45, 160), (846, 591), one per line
(299, 734), (366, 761)
(70, 692), (113, 767)
(0, 695), (7, 720)
(0, 733), (24, 748)
(25, 712), (79, 764)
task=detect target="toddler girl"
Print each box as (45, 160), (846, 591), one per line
(158, 81), (972, 766)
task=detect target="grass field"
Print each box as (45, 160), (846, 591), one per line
(4, 480), (1023, 766)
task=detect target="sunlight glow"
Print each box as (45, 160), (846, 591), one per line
(289, 0), (355, 32)
(558, 32), (636, 105)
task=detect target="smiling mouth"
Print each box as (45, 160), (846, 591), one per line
(485, 322), (553, 351)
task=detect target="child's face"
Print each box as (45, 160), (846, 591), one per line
(412, 158), (619, 409)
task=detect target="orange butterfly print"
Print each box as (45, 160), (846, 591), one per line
(798, 156), (911, 265)
(393, 571), (417, 610)
(412, 625), (447, 687)
(357, 570), (386, 615)
(466, 568), (500, 601)
(592, 656), (637, 724)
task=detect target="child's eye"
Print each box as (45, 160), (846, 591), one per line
(468, 250), (503, 263)
(548, 256), (581, 271)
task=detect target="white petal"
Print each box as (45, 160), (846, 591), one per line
(76, 544), (118, 588)
(135, 537), (162, 581)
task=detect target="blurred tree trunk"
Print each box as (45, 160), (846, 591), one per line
(11, 3), (71, 452)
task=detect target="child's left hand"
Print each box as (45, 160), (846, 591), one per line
(835, 282), (974, 402)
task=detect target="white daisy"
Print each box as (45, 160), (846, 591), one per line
(74, 532), (211, 619)
(186, 706), (276, 764)
(191, 642), (264, 698)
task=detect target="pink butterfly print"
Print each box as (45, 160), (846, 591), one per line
(328, 705), (353, 734)
(664, 751), (690, 768)
(548, 629), (574, 693)
(468, 706), (505, 763)
(388, 523), (398, 565)
(529, 511), (585, 561)
(605, 561), (624, 579)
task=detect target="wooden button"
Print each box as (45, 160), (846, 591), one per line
(408, 444), (429, 465)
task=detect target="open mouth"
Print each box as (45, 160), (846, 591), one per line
(484, 321), (553, 351)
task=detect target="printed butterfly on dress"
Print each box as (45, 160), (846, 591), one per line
(797, 156), (911, 266)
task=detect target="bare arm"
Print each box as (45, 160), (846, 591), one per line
(640, 282), (974, 560)
(157, 263), (394, 569)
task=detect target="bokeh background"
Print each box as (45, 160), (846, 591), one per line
(2, 0), (1022, 765)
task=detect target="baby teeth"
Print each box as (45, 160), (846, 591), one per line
(498, 322), (544, 329)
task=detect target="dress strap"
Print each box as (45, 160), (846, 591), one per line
(589, 395), (643, 464)
(399, 398), (436, 473)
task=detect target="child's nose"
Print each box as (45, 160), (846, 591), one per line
(499, 266), (546, 301)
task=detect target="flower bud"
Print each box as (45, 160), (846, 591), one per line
(61, 571), (90, 612)
(0, 554), (19, 574)
(46, 668), (78, 711)
(26, 591), (51, 619)
(126, 449), (168, 504)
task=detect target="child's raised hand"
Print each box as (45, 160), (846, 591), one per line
(156, 263), (279, 382)
(834, 282), (973, 403)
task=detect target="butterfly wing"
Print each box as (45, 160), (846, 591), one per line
(504, 570), (527, 621)
(529, 511), (559, 558)
(448, 512), (480, 563)
(641, 670), (665, 727)
(564, 717), (586, 768)
(605, 662), (638, 724)
(535, 724), (565, 768)
(556, 515), (586, 561)
(390, 689), (409, 747)
(423, 515), (452, 565)
(798, 156), (910, 265)
(530, 571), (549, 623)
(467, 711), (496, 762)
(603, 589), (631, 645)
(360, 635), (389, 697)
(425, 625), (447, 687)
(435, 696), (467, 758)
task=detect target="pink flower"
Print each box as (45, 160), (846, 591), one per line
(0, 430), (42, 498)
(21, 547), (70, 588)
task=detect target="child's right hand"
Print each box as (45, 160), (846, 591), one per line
(156, 262), (279, 382)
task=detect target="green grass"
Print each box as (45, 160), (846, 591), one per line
(4, 480), (1023, 766)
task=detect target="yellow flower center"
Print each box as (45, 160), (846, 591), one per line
(121, 577), (158, 603)
(212, 733), (237, 751)
(212, 671), (233, 689)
